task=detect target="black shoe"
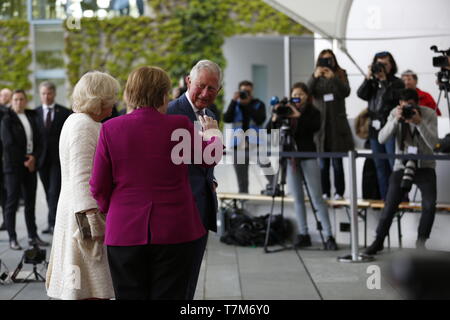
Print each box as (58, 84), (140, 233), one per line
(416, 238), (427, 250)
(0, 222), (6, 231)
(295, 234), (312, 248)
(42, 227), (54, 235)
(10, 239), (22, 251)
(324, 236), (339, 250)
(28, 236), (50, 247)
(364, 238), (384, 255)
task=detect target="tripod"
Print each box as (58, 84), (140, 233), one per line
(263, 119), (326, 253)
(436, 83), (450, 125)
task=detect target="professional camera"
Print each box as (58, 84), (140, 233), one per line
(401, 104), (418, 120)
(270, 96), (292, 118)
(400, 160), (417, 192)
(371, 62), (386, 75)
(24, 245), (46, 265)
(270, 96), (301, 118)
(239, 90), (249, 100)
(431, 45), (450, 89)
(317, 57), (333, 69)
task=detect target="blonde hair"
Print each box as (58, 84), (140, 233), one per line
(72, 71), (120, 115)
(124, 66), (171, 110)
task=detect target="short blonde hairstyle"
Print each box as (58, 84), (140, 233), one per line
(124, 66), (171, 110)
(72, 71), (120, 115)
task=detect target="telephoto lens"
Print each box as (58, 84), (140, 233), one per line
(400, 160), (417, 191)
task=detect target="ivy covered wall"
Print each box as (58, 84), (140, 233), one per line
(0, 20), (32, 91)
(64, 0), (310, 111)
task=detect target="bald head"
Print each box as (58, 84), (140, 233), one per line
(0, 88), (12, 106)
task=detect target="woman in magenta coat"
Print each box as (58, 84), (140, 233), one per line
(89, 66), (222, 300)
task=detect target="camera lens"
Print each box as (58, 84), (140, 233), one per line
(239, 91), (248, 100)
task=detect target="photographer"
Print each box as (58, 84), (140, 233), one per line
(401, 69), (441, 116)
(365, 89), (438, 255)
(224, 80), (268, 194)
(357, 51), (405, 200)
(267, 82), (338, 250)
(308, 49), (354, 200)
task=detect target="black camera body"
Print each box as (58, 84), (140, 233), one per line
(24, 245), (46, 265)
(271, 97), (293, 118)
(431, 45), (450, 89)
(317, 57), (333, 69)
(402, 104), (418, 120)
(371, 62), (386, 75)
(239, 90), (249, 100)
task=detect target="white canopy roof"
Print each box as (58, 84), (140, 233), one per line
(264, 0), (353, 42)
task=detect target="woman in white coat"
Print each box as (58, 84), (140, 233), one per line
(46, 71), (120, 300)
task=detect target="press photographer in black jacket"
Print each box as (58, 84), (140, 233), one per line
(357, 51), (404, 200)
(267, 82), (337, 250)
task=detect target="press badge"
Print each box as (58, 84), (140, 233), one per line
(323, 93), (334, 102)
(372, 120), (381, 130)
(407, 146), (418, 154)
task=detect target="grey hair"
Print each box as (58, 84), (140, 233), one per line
(39, 81), (57, 92)
(189, 60), (223, 86)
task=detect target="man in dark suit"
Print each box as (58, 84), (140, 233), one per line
(0, 101), (9, 231)
(167, 60), (222, 300)
(35, 82), (72, 234)
(1, 90), (47, 250)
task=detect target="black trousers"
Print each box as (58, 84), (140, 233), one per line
(4, 168), (38, 240)
(233, 146), (273, 194)
(320, 157), (345, 197)
(185, 233), (208, 300)
(38, 158), (61, 228)
(376, 168), (437, 240)
(0, 170), (7, 224)
(107, 238), (201, 300)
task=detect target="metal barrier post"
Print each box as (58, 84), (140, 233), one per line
(338, 151), (374, 263)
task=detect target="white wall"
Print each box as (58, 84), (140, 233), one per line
(222, 35), (314, 111)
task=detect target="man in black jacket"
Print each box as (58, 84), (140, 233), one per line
(1, 90), (47, 250)
(0, 102), (8, 231)
(167, 60), (221, 300)
(223, 80), (268, 194)
(35, 82), (72, 234)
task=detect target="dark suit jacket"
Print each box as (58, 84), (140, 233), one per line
(167, 94), (218, 232)
(0, 105), (8, 175)
(1, 109), (42, 174)
(35, 104), (72, 168)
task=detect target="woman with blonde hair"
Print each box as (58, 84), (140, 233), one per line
(89, 66), (222, 300)
(46, 71), (120, 300)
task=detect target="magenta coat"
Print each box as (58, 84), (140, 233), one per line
(89, 107), (221, 246)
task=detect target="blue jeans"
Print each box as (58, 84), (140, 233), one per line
(320, 158), (345, 197)
(287, 159), (333, 238)
(369, 137), (395, 200)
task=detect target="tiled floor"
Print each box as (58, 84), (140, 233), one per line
(0, 177), (406, 300)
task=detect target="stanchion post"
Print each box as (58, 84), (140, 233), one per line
(338, 151), (374, 263)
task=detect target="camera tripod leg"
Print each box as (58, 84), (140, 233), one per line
(297, 163), (326, 248)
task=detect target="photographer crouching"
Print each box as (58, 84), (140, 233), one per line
(365, 88), (438, 255)
(267, 82), (338, 250)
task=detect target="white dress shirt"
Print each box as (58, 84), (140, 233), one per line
(17, 113), (33, 154)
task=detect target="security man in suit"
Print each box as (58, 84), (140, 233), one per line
(1, 90), (46, 250)
(167, 60), (222, 300)
(35, 82), (72, 234)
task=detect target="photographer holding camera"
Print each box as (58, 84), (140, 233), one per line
(267, 82), (338, 250)
(308, 49), (354, 201)
(357, 51), (405, 200)
(224, 80), (268, 194)
(365, 88), (438, 255)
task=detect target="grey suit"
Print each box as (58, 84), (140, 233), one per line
(167, 93), (218, 299)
